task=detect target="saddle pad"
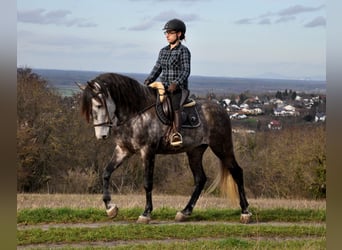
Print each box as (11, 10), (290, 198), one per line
(183, 99), (196, 108)
(181, 106), (201, 128)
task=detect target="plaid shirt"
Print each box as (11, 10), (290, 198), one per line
(146, 43), (191, 89)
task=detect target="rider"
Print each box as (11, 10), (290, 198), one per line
(144, 18), (191, 146)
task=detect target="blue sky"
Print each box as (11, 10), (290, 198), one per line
(17, 0), (326, 80)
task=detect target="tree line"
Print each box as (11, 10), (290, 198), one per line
(17, 68), (326, 199)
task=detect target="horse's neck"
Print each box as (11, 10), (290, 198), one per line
(114, 98), (155, 126)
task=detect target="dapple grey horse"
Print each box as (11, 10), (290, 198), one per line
(79, 72), (251, 224)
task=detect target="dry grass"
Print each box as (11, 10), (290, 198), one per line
(17, 193), (325, 211)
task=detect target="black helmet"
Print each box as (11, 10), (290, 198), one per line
(163, 19), (186, 34)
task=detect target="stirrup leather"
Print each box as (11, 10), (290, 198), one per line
(170, 132), (183, 146)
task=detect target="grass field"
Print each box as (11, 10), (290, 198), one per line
(17, 194), (326, 249)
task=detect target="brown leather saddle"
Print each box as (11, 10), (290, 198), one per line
(148, 82), (201, 128)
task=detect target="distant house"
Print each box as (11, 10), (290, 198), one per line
(238, 114), (247, 119)
(230, 113), (239, 119)
(295, 95), (302, 101)
(268, 120), (282, 130)
(240, 103), (249, 109)
(284, 105), (295, 112)
(252, 108), (263, 115)
(270, 98), (284, 105)
(274, 108), (284, 116)
(222, 98), (231, 106)
(315, 112), (326, 122)
(274, 105), (298, 116)
(230, 104), (240, 111)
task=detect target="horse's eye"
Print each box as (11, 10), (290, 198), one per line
(96, 105), (102, 109)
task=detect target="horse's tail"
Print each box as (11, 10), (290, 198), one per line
(206, 161), (239, 207)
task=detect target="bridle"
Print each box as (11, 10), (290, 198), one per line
(92, 90), (155, 128)
(92, 91), (115, 128)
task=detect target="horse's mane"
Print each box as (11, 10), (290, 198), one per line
(81, 73), (155, 122)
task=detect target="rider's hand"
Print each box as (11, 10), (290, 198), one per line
(168, 82), (177, 93)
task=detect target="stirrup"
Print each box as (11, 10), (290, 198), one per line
(170, 132), (183, 146)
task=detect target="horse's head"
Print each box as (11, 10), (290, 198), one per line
(80, 80), (116, 140)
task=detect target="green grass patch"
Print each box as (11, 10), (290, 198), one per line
(250, 207), (326, 222)
(18, 223), (325, 246)
(17, 207), (325, 225)
(54, 238), (326, 250)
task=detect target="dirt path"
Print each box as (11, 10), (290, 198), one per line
(17, 220), (326, 231)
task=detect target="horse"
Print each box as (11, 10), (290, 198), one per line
(79, 72), (252, 224)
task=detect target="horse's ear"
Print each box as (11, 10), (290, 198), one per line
(93, 81), (102, 91)
(75, 82), (86, 91)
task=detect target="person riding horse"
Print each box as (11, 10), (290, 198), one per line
(144, 18), (191, 147)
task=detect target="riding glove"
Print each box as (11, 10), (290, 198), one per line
(168, 82), (177, 93)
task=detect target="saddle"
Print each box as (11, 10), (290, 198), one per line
(148, 82), (201, 128)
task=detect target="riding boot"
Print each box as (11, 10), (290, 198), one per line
(170, 110), (183, 146)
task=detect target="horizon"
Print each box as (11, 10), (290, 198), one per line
(30, 67), (326, 82)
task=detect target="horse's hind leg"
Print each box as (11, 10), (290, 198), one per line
(176, 145), (208, 222)
(229, 158), (252, 223)
(229, 157), (250, 214)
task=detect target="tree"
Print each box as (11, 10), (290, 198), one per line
(17, 68), (62, 191)
(275, 91), (283, 100)
(17, 68), (115, 193)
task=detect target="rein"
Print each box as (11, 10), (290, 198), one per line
(116, 103), (155, 126)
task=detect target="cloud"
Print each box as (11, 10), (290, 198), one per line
(275, 16), (296, 24)
(304, 16), (326, 28)
(126, 10), (200, 31)
(235, 18), (254, 25)
(235, 4), (325, 28)
(128, 20), (155, 31)
(277, 4), (325, 16)
(17, 8), (97, 28)
(258, 18), (271, 25)
(153, 11), (200, 22)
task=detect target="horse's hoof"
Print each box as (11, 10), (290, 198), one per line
(175, 211), (189, 222)
(106, 204), (118, 218)
(137, 215), (151, 224)
(240, 212), (252, 224)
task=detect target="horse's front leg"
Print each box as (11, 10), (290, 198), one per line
(137, 150), (156, 224)
(103, 145), (129, 217)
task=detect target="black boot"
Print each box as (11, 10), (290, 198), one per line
(170, 110), (183, 146)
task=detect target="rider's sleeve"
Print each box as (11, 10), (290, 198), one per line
(173, 47), (191, 88)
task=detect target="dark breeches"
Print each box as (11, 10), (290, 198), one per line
(170, 89), (182, 111)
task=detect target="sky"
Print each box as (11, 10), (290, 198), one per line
(17, 0), (326, 80)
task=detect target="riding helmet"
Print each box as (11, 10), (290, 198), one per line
(163, 19), (186, 34)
